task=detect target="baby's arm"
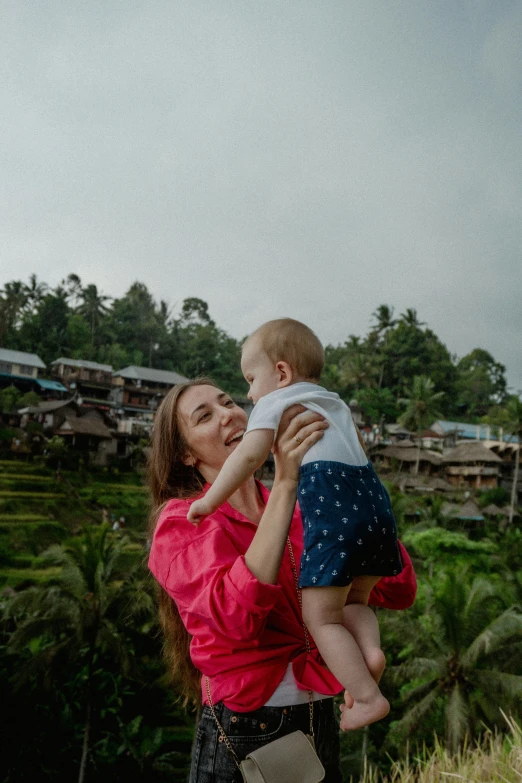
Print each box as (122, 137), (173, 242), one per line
(187, 429), (274, 523)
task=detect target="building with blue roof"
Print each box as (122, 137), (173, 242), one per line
(0, 348), (68, 396)
(431, 420), (518, 445)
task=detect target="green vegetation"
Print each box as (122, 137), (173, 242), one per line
(398, 375), (445, 474)
(0, 275), (516, 415)
(0, 455), (520, 782)
(1, 280), (521, 779)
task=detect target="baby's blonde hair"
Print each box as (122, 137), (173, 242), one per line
(246, 318), (324, 381)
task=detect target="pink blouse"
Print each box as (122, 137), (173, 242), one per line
(149, 482), (416, 711)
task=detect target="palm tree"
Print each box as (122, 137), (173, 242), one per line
(371, 304), (397, 334)
(388, 569), (522, 754)
(0, 280), (28, 340)
(7, 525), (151, 783)
(400, 308), (426, 328)
(23, 274), (48, 313)
(370, 305), (397, 388)
(399, 375), (444, 474)
(504, 395), (522, 524)
(77, 284), (111, 344)
(63, 273), (83, 307)
(339, 348), (381, 391)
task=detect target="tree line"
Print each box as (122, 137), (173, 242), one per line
(0, 276), (513, 421)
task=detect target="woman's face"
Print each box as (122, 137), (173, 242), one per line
(177, 384), (248, 483)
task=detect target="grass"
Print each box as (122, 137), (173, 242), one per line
(0, 473), (55, 482)
(0, 491), (65, 499)
(0, 514), (50, 522)
(358, 714), (522, 783)
(82, 483), (146, 492)
(0, 460), (48, 472)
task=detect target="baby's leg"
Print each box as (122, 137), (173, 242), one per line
(302, 586), (389, 731)
(343, 576), (386, 684)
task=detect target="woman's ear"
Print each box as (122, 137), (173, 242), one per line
(181, 452), (195, 467)
(275, 361), (294, 388)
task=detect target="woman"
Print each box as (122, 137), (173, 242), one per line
(148, 379), (416, 782)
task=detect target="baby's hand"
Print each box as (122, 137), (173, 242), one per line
(187, 498), (214, 525)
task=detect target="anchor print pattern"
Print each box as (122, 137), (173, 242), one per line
(298, 461), (402, 586)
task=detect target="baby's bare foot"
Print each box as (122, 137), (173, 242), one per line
(339, 694), (389, 732)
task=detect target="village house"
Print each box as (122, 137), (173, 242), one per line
(19, 397), (78, 431)
(385, 423), (414, 443)
(0, 348), (68, 397)
(0, 347), (45, 381)
(18, 396), (115, 465)
(51, 358), (115, 413)
(54, 410), (115, 465)
(372, 440), (443, 476)
(441, 441), (503, 490)
(431, 420), (518, 448)
(110, 366), (190, 433)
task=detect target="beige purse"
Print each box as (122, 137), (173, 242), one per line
(204, 538), (326, 783)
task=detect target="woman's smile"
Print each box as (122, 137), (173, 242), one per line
(224, 427), (245, 446)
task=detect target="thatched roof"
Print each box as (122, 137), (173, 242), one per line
(442, 442), (502, 464)
(458, 500), (484, 519)
(442, 500), (484, 520)
(441, 502), (461, 518)
(482, 504), (508, 517)
(57, 414), (112, 439)
(377, 446), (442, 465)
(398, 476), (453, 492)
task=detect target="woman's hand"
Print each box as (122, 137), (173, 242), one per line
(244, 407), (327, 584)
(272, 405), (328, 486)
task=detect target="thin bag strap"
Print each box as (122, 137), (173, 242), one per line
(205, 675), (242, 771)
(286, 536), (315, 739)
(205, 538), (315, 756)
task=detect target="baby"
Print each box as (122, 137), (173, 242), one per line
(188, 318), (403, 730)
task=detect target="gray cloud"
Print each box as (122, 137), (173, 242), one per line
(1, 0), (521, 390)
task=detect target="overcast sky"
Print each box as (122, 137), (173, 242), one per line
(1, 1), (521, 391)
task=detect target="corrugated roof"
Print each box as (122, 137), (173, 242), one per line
(19, 398), (77, 414)
(0, 348), (46, 368)
(432, 420), (518, 444)
(386, 424), (413, 435)
(35, 379), (69, 392)
(114, 365), (190, 385)
(52, 357), (113, 372)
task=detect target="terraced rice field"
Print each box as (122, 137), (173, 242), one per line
(0, 458), (148, 588)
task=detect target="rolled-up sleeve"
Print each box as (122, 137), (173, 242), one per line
(369, 541), (417, 610)
(226, 556), (281, 616)
(150, 511), (282, 643)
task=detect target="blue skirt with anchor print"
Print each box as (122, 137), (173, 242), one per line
(297, 460), (403, 588)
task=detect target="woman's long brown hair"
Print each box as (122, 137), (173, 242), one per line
(147, 377), (217, 706)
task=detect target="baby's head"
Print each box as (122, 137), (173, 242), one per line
(241, 318), (324, 403)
